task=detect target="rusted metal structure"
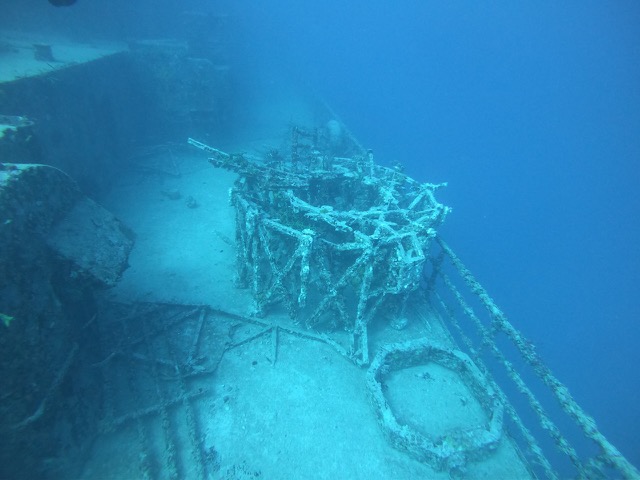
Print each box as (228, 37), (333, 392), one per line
(188, 124), (639, 479)
(189, 127), (449, 366)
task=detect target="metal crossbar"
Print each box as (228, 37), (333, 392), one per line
(93, 303), (222, 479)
(89, 301), (358, 479)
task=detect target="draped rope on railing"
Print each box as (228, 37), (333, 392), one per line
(432, 287), (558, 480)
(432, 236), (640, 480)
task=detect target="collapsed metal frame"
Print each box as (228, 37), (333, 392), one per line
(425, 237), (640, 480)
(93, 303), (217, 480)
(88, 301), (365, 479)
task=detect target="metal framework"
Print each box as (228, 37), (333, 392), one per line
(187, 125), (639, 478)
(89, 301), (367, 479)
(189, 127), (449, 365)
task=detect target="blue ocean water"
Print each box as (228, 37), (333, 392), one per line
(3, 0), (639, 473)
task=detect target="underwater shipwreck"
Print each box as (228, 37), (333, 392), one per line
(0, 32), (638, 480)
(185, 127), (638, 479)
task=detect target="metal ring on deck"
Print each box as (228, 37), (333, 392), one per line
(366, 338), (504, 473)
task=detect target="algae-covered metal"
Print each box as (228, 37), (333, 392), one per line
(189, 125), (450, 365)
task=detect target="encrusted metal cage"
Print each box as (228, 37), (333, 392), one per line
(189, 124), (449, 364)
